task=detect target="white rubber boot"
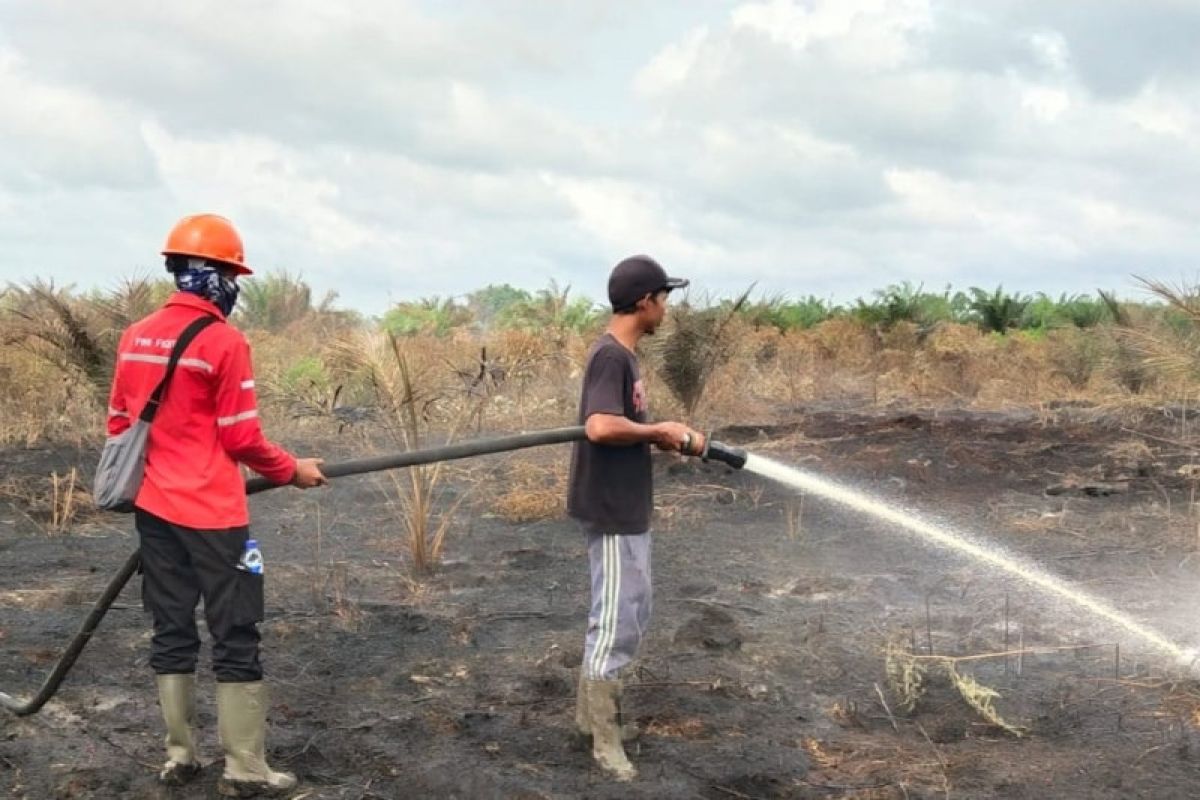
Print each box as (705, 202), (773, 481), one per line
(216, 681), (296, 797)
(156, 674), (201, 785)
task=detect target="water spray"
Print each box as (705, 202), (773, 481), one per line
(742, 453), (1200, 672)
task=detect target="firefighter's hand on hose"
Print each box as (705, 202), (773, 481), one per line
(291, 457), (327, 489)
(653, 422), (705, 456)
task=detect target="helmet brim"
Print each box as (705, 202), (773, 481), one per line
(162, 249), (253, 276)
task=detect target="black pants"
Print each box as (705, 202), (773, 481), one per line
(136, 509), (264, 682)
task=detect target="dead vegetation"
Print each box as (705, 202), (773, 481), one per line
(0, 469), (92, 535)
(8, 278), (1200, 448)
(885, 639), (926, 715)
(885, 640), (1025, 736)
(651, 288), (752, 422)
(334, 331), (479, 574)
(800, 735), (952, 799)
(489, 458), (566, 523)
(2, 278), (171, 395)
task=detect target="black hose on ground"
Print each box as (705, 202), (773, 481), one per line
(0, 549), (142, 716)
(1, 425), (749, 715)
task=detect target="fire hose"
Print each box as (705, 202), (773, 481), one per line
(0, 426), (746, 716)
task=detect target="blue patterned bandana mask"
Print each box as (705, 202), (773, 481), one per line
(173, 258), (240, 316)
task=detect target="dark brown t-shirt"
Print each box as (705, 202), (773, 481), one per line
(567, 333), (651, 535)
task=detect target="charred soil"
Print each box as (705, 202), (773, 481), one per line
(4, 405), (1200, 798)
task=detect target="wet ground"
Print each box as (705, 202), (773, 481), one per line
(4, 404), (1200, 798)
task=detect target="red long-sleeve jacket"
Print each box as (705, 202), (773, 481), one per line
(106, 292), (296, 528)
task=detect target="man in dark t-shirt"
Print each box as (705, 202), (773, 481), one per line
(567, 254), (705, 782)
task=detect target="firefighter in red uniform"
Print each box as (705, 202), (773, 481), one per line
(106, 214), (326, 796)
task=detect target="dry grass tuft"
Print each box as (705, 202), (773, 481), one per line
(945, 662), (1025, 737)
(654, 482), (735, 533)
(0, 469), (92, 534)
(829, 699), (866, 729)
(1105, 438), (1156, 464)
(335, 330), (478, 574)
(1006, 511), (1072, 536)
(328, 561), (365, 632)
(783, 495), (804, 542)
(643, 717), (708, 738)
(490, 459), (565, 523)
(48, 468), (85, 533)
(884, 640), (1024, 736)
(885, 639), (927, 714)
(801, 736), (841, 770)
(800, 735), (954, 798)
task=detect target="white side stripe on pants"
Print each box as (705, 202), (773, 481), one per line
(588, 538), (611, 680)
(589, 535), (621, 679)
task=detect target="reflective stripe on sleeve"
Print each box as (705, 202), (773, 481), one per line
(217, 409), (259, 427)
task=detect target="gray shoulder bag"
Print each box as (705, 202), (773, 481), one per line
(94, 315), (218, 513)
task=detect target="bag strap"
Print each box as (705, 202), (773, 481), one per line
(138, 315), (220, 424)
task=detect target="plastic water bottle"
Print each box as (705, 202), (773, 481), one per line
(238, 538), (264, 575)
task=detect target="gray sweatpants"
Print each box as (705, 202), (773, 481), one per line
(583, 531), (652, 681)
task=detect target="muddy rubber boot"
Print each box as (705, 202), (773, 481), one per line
(156, 674), (201, 786)
(572, 671), (639, 750)
(573, 669), (591, 740)
(584, 678), (637, 782)
(216, 682), (296, 797)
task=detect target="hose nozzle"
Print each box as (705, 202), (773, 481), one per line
(701, 438), (747, 470)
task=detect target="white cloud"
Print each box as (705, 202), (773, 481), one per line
(0, 47), (156, 189)
(1124, 82), (1196, 138)
(634, 26), (712, 96)
(143, 123), (378, 256)
(884, 167), (1081, 259)
(1028, 30), (1070, 73)
(2, 0), (1200, 313)
(548, 176), (723, 267)
(1020, 86), (1071, 122)
(731, 0), (933, 70)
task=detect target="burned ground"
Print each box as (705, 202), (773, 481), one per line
(4, 405), (1200, 798)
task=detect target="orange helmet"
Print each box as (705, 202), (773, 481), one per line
(162, 214), (252, 275)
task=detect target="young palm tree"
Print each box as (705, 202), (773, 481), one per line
(4, 277), (172, 395)
(655, 287), (752, 420)
(968, 286), (1029, 334)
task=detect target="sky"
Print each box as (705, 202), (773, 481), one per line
(1, 0), (1198, 315)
